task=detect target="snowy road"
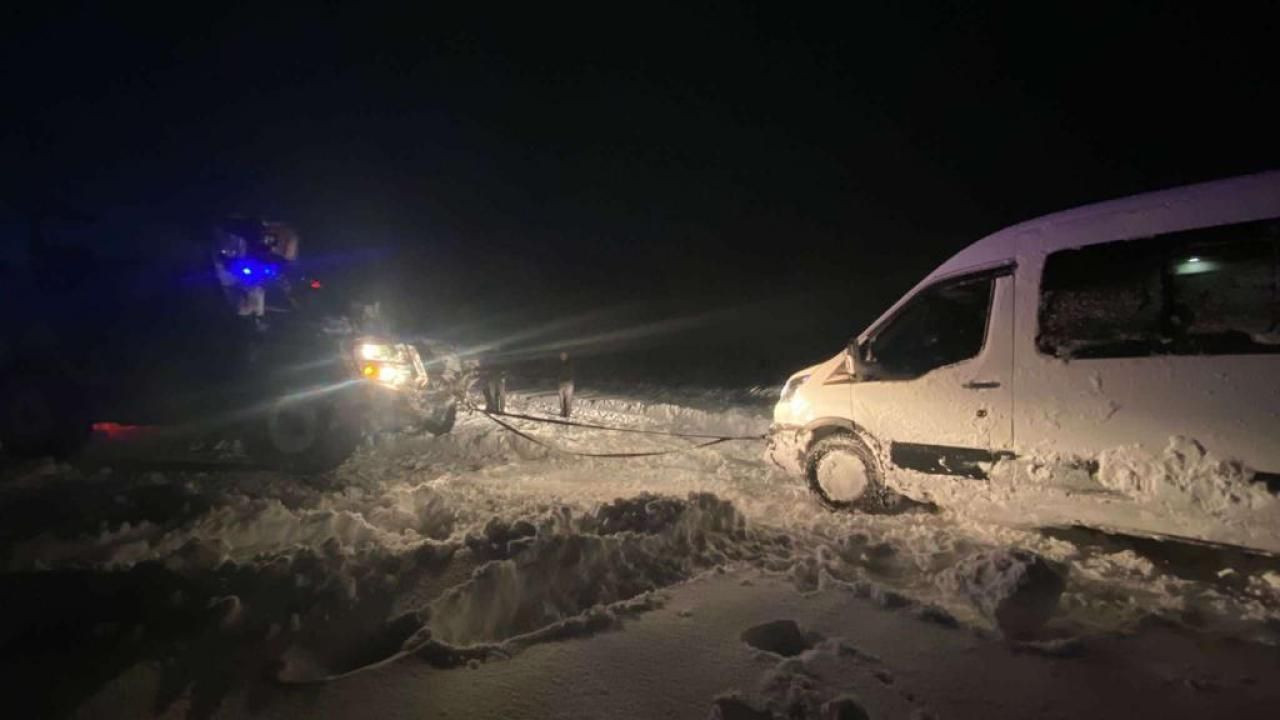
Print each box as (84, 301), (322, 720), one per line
(2, 385), (1280, 718)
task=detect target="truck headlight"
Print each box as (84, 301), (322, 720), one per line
(355, 341), (422, 388)
(360, 342), (411, 363)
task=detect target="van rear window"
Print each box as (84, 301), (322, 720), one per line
(1037, 218), (1280, 359)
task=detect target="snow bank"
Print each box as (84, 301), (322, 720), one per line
(746, 633), (919, 719)
(888, 433), (1280, 558)
(8, 383), (1280, 718)
(429, 492), (748, 645)
(936, 548), (1067, 639)
(1095, 436), (1274, 516)
(5, 487), (447, 570)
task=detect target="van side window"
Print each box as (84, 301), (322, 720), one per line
(865, 274), (995, 379)
(1038, 218), (1280, 359)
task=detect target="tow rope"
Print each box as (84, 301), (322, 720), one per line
(468, 405), (765, 459)
(483, 408), (766, 440)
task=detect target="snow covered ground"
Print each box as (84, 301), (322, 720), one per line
(2, 384), (1279, 718)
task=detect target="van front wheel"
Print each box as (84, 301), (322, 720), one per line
(805, 433), (885, 511)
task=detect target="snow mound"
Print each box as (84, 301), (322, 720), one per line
(9, 383), (1280, 717)
(820, 696), (873, 720)
(429, 492), (750, 645)
(937, 548), (1067, 639)
(750, 636), (915, 720)
(709, 693), (775, 720)
(1095, 436), (1274, 516)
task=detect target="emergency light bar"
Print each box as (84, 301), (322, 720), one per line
(226, 258), (282, 284)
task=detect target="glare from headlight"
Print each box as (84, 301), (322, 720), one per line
(356, 340), (422, 388)
(360, 343), (407, 362)
(371, 364), (412, 386)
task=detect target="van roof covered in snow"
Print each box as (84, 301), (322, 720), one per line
(935, 169), (1280, 282)
(858, 170), (1280, 342)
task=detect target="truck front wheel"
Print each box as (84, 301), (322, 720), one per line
(419, 401), (457, 436)
(242, 396), (361, 473)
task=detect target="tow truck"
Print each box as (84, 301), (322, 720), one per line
(0, 214), (466, 472)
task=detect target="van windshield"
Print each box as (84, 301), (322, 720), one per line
(866, 274), (994, 379)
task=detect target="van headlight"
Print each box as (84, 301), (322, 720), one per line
(780, 374), (810, 403)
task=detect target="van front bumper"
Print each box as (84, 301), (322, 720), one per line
(765, 424), (808, 477)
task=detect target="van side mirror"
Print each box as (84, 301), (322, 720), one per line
(847, 338), (873, 380)
(849, 338), (870, 381)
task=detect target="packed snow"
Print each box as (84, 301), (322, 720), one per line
(2, 383), (1280, 718)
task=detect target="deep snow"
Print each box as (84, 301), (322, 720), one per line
(2, 384), (1280, 718)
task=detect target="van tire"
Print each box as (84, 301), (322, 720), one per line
(805, 433), (886, 511)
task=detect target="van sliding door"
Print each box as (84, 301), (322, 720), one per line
(1018, 218), (1280, 475)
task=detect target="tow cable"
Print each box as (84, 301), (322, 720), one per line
(464, 403), (766, 459)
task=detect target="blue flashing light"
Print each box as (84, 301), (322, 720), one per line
(227, 258), (281, 285)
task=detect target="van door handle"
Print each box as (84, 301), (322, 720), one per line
(962, 380), (1001, 390)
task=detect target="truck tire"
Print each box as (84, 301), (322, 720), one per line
(242, 396), (360, 474)
(419, 401), (457, 436)
(805, 433), (886, 512)
(0, 372), (92, 458)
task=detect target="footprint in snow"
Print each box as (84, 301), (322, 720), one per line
(739, 619), (818, 657)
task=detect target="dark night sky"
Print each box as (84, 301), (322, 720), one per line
(4, 3), (1279, 383)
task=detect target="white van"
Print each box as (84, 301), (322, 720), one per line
(768, 172), (1280, 550)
